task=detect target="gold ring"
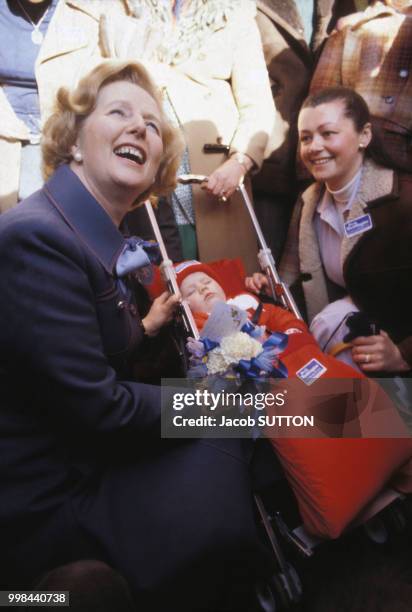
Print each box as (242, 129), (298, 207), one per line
(219, 195), (228, 203)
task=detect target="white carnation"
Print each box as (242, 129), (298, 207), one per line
(207, 348), (229, 375)
(221, 332), (263, 362)
(205, 332), (263, 375)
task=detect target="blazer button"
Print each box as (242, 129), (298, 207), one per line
(117, 300), (127, 311)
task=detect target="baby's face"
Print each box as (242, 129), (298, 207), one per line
(180, 272), (226, 313)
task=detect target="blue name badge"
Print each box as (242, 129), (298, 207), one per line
(296, 359), (327, 386)
(344, 213), (373, 238)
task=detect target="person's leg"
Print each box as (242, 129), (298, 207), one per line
(72, 438), (268, 611)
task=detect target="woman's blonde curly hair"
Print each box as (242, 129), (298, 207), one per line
(42, 60), (184, 204)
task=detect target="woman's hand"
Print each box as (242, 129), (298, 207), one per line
(204, 158), (250, 200)
(351, 330), (410, 372)
(142, 291), (180, 337)
(245, 272), (270, 296)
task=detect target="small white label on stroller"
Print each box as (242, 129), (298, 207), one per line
(296, 359), (327, 385)
(344, 213), (373, 238)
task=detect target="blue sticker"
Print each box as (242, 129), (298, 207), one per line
(296, 359), (327, 386)
(344, 213), (373, 238)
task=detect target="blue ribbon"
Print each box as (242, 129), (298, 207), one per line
(253, 331), (288, 379)
(202, 338), (220, 353)
(116, 237), (160, 286)
(237, 331), (288, 380)
(191, 329), (288, 380)
(241, 320), (265, 340)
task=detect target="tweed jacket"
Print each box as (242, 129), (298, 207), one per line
(310, 2), (412, 173)
(280, 158), (412, 364)
(106, 0), (276, 273)
(0, 0), (130, 213)
(254, 0), (358, 194)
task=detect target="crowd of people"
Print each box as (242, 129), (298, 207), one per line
(0, 0), (412, 610)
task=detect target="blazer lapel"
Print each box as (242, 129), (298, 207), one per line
(341, 159), (394, 265)
(44, 165), (125, 274)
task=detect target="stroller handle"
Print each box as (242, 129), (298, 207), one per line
(237, 184), (302, 320)
(177, 174), (208, 185)
(143, 201), (200, 340)
(177, 176), (302, 320)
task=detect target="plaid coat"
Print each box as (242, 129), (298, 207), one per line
(310, 2), (412, 172)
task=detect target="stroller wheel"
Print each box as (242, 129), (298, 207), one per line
(252, 579), (278, 612)
(382, 502), (407, 534)
(270, 563), (302, 610)
(364, 516), (388, 544)
(364, 501), (408, 544)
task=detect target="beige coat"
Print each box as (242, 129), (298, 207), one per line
(0, 0), (124, 212)
(108, 0), (277, 273)
(280, 158), (412, 364)
(280, 159), (395, 322)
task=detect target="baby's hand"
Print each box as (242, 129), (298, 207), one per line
(245, 272), (270, 295)
(142, 291), (180, 336)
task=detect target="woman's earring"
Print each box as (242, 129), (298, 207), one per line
(359, 143), (366, 150)
(73, 150), (83, 162)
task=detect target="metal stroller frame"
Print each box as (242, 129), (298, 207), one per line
(144, 188), (305, 609)
(144, 182), (411, 610)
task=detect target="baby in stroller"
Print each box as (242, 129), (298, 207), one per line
(166, 259), (412, 541)
(174, 259), (359, 381)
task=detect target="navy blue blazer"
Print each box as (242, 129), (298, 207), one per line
(0, 165), (262, 609)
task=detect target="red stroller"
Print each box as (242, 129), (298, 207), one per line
(144, 179), (412, 610)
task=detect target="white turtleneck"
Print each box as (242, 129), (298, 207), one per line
(314, 167), (362, 288)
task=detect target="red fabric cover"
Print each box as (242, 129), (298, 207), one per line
(271, 436), (412, 539)
(193, 312), (209, 332)
(149, 257), (412, 539)
(236, 293), (412, 540)
(266, 340), (412, 538)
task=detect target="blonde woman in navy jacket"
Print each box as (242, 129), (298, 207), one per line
(0, 61), (265, 611)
